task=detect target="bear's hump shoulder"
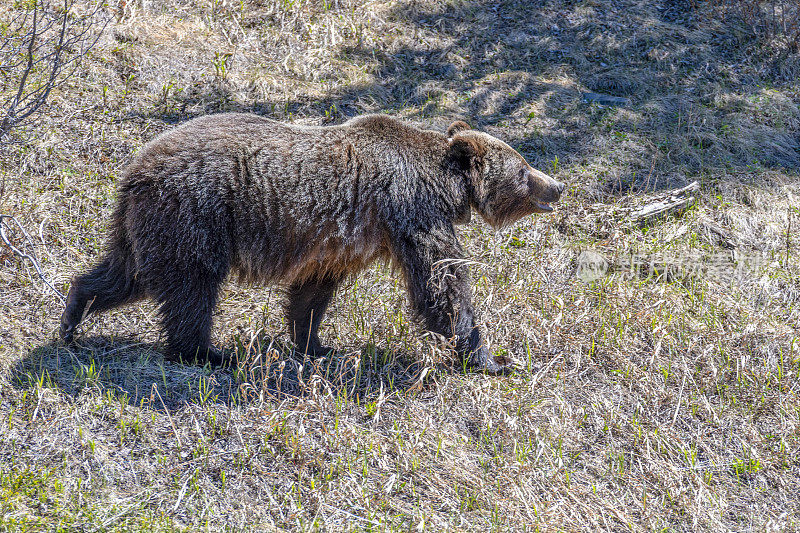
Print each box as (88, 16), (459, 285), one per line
(345, 114), (405, 131)
(344, 115), (448, 148)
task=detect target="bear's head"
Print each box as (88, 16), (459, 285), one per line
(447, 120), (564, 228)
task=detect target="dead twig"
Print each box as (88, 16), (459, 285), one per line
(0, 213), (65, 304)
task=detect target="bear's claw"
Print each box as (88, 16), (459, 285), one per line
(468, 346), (516, 375)
(60, 314), (76, 344)
(480, 354), (516, 375)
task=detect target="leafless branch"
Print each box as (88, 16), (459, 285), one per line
(0, 214), (66, 304)
(0, 0), (108, 145)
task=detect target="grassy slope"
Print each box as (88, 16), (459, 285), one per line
(1, 0), (799, 530)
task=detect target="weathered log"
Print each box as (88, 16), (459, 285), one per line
(632, 181), (699, 225)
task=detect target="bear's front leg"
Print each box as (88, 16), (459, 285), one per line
(392, 223), (512, 374)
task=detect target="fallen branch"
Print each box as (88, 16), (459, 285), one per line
(0, 213), (66, 304)
(631, 180), (699, 226)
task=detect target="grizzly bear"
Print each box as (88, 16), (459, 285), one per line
(61, 114), (563, 373)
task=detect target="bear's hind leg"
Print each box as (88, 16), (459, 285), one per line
(60, 254), (142, 343)
(155, 266), (227, 367)
(286, 275), (339, 357)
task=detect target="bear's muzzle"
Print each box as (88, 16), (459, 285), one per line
(527, 168), (564, 212)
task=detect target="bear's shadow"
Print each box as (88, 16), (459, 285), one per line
(11, 336), (430, 412)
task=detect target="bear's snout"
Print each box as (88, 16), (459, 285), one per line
(526, 168), (564, 212)
(545, 180), (565, 203)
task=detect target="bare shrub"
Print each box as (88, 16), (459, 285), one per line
(697, 0), (800, 50)
(0, 0), (107, 144)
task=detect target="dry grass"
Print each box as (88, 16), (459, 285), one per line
(1, 0), (799, 530)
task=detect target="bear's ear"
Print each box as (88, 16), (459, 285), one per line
(448, 135), (486, 173)
(447, 120), (471, 138)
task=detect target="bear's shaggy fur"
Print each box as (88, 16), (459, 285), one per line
(61, 114), (563, 373)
